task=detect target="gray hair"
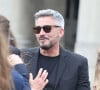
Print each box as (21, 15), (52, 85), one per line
(34, 9), (64, 29)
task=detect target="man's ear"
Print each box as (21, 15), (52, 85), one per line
(59, 29), (64, 38)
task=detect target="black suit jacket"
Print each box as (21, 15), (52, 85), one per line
(21, 47), (90, 90)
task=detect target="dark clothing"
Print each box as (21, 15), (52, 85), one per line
(37, 53), (60, 89)
(11, 64), (31, 90)
(11, 69), (25, 90)
(21, 47), (90, 90)
(9, 46), (20, 56)
(9, 46), (30, 90)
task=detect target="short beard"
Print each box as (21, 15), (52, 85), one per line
(40, 45), (52, 50)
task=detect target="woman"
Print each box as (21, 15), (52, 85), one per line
(0, 15), (31, 90)
(0, 15), (48, 90)
(0, 15), (20, 55)
(92, 49), (100, 90)
(0, 30), (31, 90)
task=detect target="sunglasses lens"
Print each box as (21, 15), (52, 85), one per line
(33, 25), (58, 34)
(43, 25), (51, 33)
(33, 26), (41, 34)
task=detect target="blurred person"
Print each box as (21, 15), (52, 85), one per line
(0, 32), (30, 90)
(0, 15), (30, 90)
(0, 15), (28, 89)
(9, 31), (20, 56)
(8, 54), (48, 90)
(21, 9), (90, 90)
(0, 15), (17, 46)
(0, 15), (20, 55)
(9, 54), (48, 90)
(0, 15), (48, 90)
(92, 49), (100, 90)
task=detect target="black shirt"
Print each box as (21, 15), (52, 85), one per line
(37, 53), (60, 90)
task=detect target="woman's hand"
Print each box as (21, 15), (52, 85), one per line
(8, 54), (23, 67)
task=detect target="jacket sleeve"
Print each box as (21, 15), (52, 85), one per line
(14, 64), (31, 90)
(77, 58), (90, 90)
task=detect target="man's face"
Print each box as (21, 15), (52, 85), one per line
(34, 16), (64, 50)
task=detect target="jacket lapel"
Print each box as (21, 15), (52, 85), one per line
(28, 48), (40, 77)
(28, 47), (69, 86)
(54, 48), (69, 88)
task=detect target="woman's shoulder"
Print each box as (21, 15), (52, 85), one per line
(11, 69), (24, 90)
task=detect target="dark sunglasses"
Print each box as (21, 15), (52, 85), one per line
(33, 25), (60, 34)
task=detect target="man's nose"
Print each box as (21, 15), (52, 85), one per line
(39, 28), (46, 34)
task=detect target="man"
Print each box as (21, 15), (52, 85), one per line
(21, 9), (90, 90)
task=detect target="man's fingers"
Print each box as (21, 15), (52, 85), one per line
(29, 73), (33, 82)
(45, 79), (49, 85)
(36, 68), (48, 81)
(29, 70), (48, 90)
(41, 70), (48, 81)
(36, 68), (43, 78)
(43, 79), (49, 87)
